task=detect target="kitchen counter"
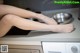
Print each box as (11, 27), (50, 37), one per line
(0, 8), (80, 44)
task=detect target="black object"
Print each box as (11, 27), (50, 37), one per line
(78, 8), (80, 20)
(4, 0), (80, 11)
(6, 27), (31, 35)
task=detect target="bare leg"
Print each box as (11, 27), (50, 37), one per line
(0, 5), (57, 25)
(0, 14), (73, 37)
(0, 15), (12, 37)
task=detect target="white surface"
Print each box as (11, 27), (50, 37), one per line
(0, 41), (41, 45)
(42, 42), (66, 53)
(42, 42), (80, 53)
(66, 43), (80, 53)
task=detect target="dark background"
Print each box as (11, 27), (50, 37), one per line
(4, 0), (80, 11)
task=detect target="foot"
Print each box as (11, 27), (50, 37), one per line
(51, 24), (74, 33)
(61, 24), (74, 33)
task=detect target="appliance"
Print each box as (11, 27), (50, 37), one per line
(42, 42), (80, 53)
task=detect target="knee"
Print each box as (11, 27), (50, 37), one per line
(2, 14), (14, 21)
(0, 14), (17, 25)
(1, 14), (21, 25)
(2, 14), (19, 24)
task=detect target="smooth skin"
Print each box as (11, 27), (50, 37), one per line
(0, 5), (74, 37)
